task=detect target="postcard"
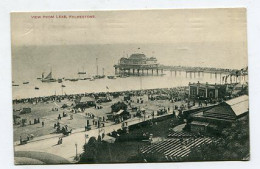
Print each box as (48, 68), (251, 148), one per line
(11, 8), (249, 164)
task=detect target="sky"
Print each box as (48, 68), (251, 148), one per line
(11, 8), (248, 80)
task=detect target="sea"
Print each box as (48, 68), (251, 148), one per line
(13, 71), (242, 100)
(11, 44), (247, 100)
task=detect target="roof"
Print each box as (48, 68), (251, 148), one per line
(190, 121), (209, 126)
(79, 97), (95, 102)
(168, 131), (196, 138)
(140, 138), (214, 159)
(225, 95), (249, 116)
(225, 95), (248, 106)
(189, 82), (223, 88)
(116, 109), (124, 115)
(204, 104), (237, 120)
(202, 95), (249, 119)
(129, 53), (146, 59)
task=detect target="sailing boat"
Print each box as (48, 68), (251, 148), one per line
(41, 69), (57, 83)
(93, 59), (105, 79)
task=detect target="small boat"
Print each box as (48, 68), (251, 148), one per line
(107, 76), (116, 79)
(78, 71), (86, 75)
(78, 67), (87, 75)
(23, 82), (29, 84)
(12, 84), (19, 86)
(35, 87), (39, 90)
(70, 79), (78, 82)
(93, 75), (105, 79)
(79, 77), (91, 80)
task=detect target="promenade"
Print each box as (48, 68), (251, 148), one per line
(14, 113), (173, 163)
(13, 87), (209, 163)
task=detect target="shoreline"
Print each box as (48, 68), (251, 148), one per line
(13, 86), (189, 102)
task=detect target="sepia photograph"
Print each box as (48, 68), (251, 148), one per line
(11, 8), (249, 165)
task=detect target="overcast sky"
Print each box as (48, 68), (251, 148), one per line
(11, 8), (248, 74)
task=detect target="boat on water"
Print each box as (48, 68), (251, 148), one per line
(107, 76), (117, 79)
(93, 75), (105, 79)
(78, 71), (86, 75)
(78, 67), (87, 75)
(35, 87), (39, 90)
(70, 79), (78, 82)
(41, 71), (57, 83)
(80, 78), (89, 80)
(23, 82), (29, 84)
(92, 59), (106, 80)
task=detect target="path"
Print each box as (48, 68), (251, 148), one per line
(14, 114), (170, 162)
(14, 104), (209, 163)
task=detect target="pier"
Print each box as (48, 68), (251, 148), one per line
(114, 53), (239, 77)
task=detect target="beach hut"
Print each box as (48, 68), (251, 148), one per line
(20, 108), (31, 114)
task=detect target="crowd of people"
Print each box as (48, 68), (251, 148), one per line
(13, 86), (188, 105)
(15, 85), (222, 146)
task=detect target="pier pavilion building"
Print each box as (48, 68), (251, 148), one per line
(114, 53), (163, 76)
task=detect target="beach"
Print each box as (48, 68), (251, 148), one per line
(11, 71), (234, 100)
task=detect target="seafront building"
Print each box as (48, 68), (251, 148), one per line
(188, 82), (227, 99)
(114, 53), (163, 76)
(187, 95), (249, 133)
